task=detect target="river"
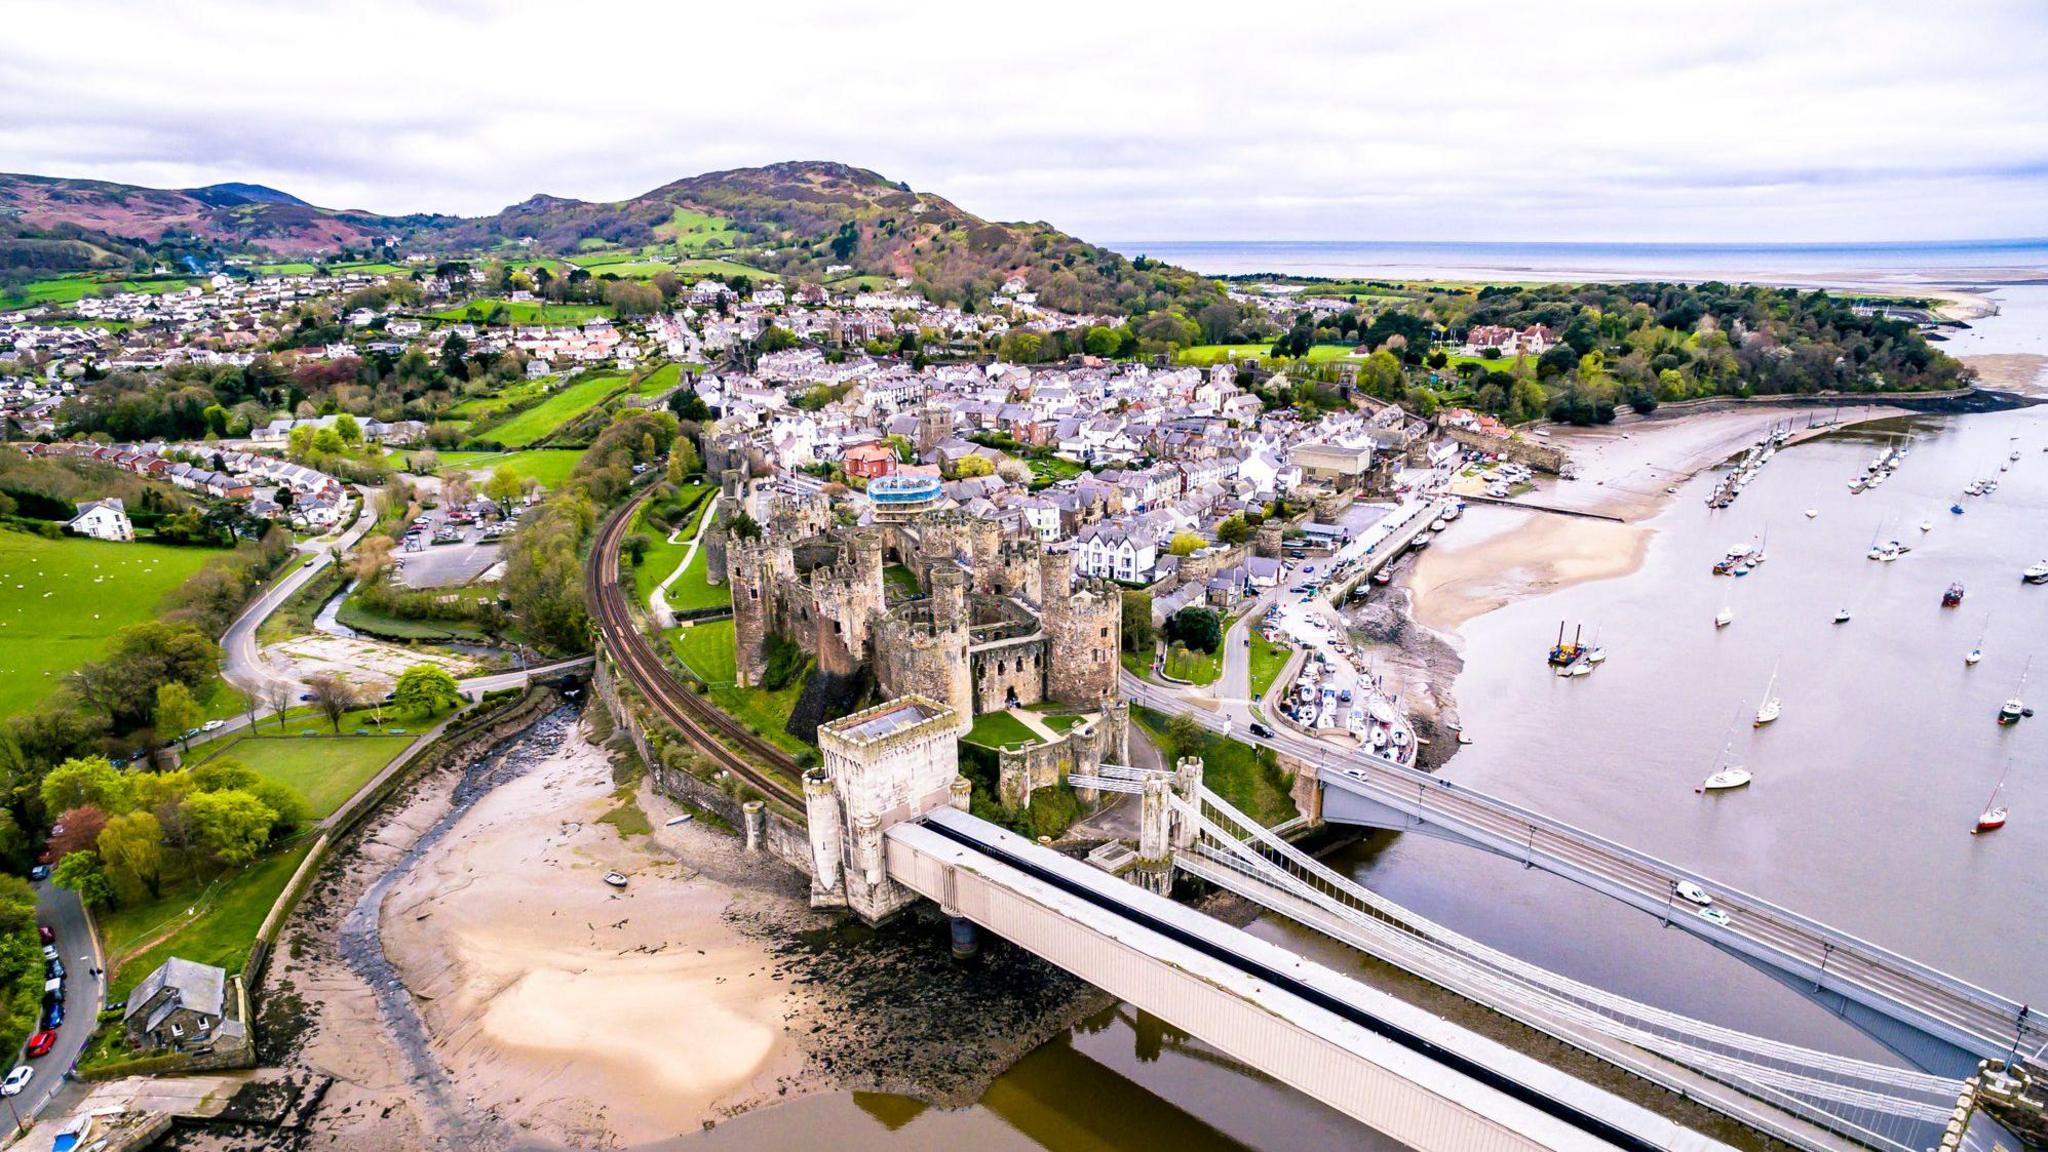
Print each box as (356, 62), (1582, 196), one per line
(653, 290), (2048, 1151)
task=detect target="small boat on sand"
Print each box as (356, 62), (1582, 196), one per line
(1943, 582), (1965, 608)
(1974, 761), (2012, 834)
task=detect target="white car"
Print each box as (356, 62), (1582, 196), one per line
(201, 719), (226, 732)
(2, 1065), (31, 1096)
(1696, 907), (1732, 928)
(1673, 881), (1713, 907)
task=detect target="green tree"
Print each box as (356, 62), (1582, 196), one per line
(312, 427), (347, 455)
(334, 412), (363, 445)
(1120, 590), (1155, 654)
(97, 811), (166, 900)
(51, 851), (115, 908)
(155, 681), (203, 750)
(1167, 606), (1224, 654)
(953, 455), (995, 479)
(40, 756), (129, 817)
(1167, 531), (1206, 557)
(483, 467), (533, 512)
(1215, 515), (1251, 545)
(182, 790), (278, 869)
(393, 664), (462, 717)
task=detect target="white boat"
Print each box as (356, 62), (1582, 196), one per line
(1701, 767), (1754, 791)
(1833, 607), (1852, 624)
(2023, 561), (2048, 585)
(1803, 508), (1818, 518)
(603, 871), (629, 889)
(1568, 659), (1593, 677)
(1715, 606), (1734, 628)
(1975, 761), (2012, 834)
(1430, 517), (1448, 532)
(1370, 728), (1389, 748)
(1919, 519), (1933, 533)
(1586, 645), (1608, 664)
(1967, 615), (1988, 666)
(1998, 658), (2030, 726)
(1967, 647), (1984, 666)
(1753, 662), (1780, 726)
(1442, 503), (1463, 521)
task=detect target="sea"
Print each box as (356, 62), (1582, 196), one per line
(1100, 238), (2048, 289)
(659, 268), (2048, 1152)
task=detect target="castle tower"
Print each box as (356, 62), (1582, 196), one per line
(1044, 567), (1120, 708)
(730, 541), (774, 688)
(813, 696), (967, 924)
(1038, 545), (1074, 607)
(706, 467), (748, 586)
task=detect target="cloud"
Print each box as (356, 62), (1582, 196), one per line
(2, 0), (2044, 242)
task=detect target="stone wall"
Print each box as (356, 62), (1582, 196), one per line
(1043, 577), (1121, 707)
(996, 703), (1129, 809)
(971, 637), (1047, 713)
(1445, 426), (1568, 473)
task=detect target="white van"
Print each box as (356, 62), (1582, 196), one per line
(1673, 881), (1713, 907)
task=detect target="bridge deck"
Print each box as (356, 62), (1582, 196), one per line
(887, 808), (1732, 1152)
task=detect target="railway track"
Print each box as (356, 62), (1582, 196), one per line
(587, 491), (803, 811)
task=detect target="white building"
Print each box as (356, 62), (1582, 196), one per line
(68, 498), (134, 542)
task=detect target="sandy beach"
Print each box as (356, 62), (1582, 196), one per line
(378, 726), (816, 1147)
(1408, 404), (1906, 631)
(1958, 353), (2048, 395)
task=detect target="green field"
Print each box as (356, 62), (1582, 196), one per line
(663, 510), (731, 613)
(1176, 342), (1367, 367)
(631, 362), (682, 397)
(448, 378), (552, 420)
(251, 262), (318, 276)
(431, 299), (612, 326)
(199, 732), (414, 817)
(657, 207), (744, 251)
(435, 448), (587, 489)
(1134, 706), (1297, 827)
(0, 530), (227, 714)
(2, 275), (194, 309)
(1248, 633), (1294, 699)
(674, 258), (777, 280)
(629, 487), (709, 604)
(476, 374), (624, 447)
(670, 618), (737, 684)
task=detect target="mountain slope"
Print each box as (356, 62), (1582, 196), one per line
(0, 173), (410, 263)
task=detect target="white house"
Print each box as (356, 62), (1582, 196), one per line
(1074, 520), (1158, 584)
(68, 498), (134, 542)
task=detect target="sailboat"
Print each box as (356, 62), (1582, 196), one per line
(1753, 662), (1781, 726)
(1698, 725), (1752, 793)
(1966, 615), (1988, 666)
(1974, 761), (2012, 834)
(1997, 658), (2030, 726)
(1715, 603), (1734, 628)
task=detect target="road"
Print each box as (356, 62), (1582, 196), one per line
(1121, 668), (2042, 1067)
(5, 882), (102, 1123)
(221, 490), (379, 699)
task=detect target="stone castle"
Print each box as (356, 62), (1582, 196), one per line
(719, 474), (1120, 725)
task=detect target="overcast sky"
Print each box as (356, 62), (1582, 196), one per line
(3, 0), (2045, 244)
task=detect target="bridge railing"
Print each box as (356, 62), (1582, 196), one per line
(1124, 676), (2032, 1040)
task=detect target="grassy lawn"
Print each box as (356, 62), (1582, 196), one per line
(2, 275), (193, 309)
(629, 488), (709, 604)
(430, 300), (612, 326)
(335, 596), (492, 642)
(963, 710), (1041, 750)
(1248, 633), (1294, 699)
(0, 530), (228, 714)
(665, 512), (731, 613)
(1121, 649), (1155, 681)
(630, 362), (683, 397)
(1163, 644), (1222, 686)
(97, 839), (315, 1004)
(1176, 343), (1272, 367)
(708, 678), (809, 756)
(670, 618), (737, 684)
(477, 374), (625, 447)
(587, 261), (676, 279)
(199, 677), (252, 723)
(1133, 706), (1298, 827)
(251, 261), (318, 276)
(435, 448), (587, 489)
(197, 732), (416, 817)
(1038, 712), (1089, 734)
(882, 563), (921, 599)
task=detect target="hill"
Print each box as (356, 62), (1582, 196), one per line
(2, 162), (1219, 318)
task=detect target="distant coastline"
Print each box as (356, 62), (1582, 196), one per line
(1102, 238), (2048, 291)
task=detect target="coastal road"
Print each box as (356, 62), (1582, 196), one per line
(1122, 669), (2043, 1069)
(221, 491), (379, 699)
(6, 881), (102, 1124)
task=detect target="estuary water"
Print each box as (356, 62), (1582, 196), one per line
(662, 289), (2048, 1151)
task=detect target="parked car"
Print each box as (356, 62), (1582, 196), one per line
(44, 959), (62, 982)
(1248, 722), (1274, 739)
(23, 1031), (56, 1059)
(202, 719), (226, 732)
(40, 945), (56, 963)
(39, 1001), (61, 1031)
(1, 1065), (30, 1096)
(27, 866), (48, 882)
(36, 925), (52, 946)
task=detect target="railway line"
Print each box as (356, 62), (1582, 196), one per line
(587, 490), (803, 811)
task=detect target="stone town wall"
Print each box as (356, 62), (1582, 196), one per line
(996, 703), (1129, 809)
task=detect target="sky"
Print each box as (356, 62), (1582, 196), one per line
(3, 0), (2046, 245)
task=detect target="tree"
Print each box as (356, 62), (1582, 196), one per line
(51, 851), (115, 908)
(1167, 531), (1207, 557)
(41, 756), (129, 817)
(1167, 606), (1224, 654)
(1165, 712), (1206, 754)
(954, 454), (995, 478)
(726, 510), (762, 542)
(334, 412), (363, 445)
(49, 805), (108, 859)
(97, 811), (166, 900)
(1120, 590), (1155, 654)
(312, 427), (347, 455)
(155, 681), (203, 750)
(1215, 514), (1252, 545)
(183, 790), (277, 869)
(393, 664), (461, 718)
(306, 673), (356, 734)
(263, 678), (295, 732)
